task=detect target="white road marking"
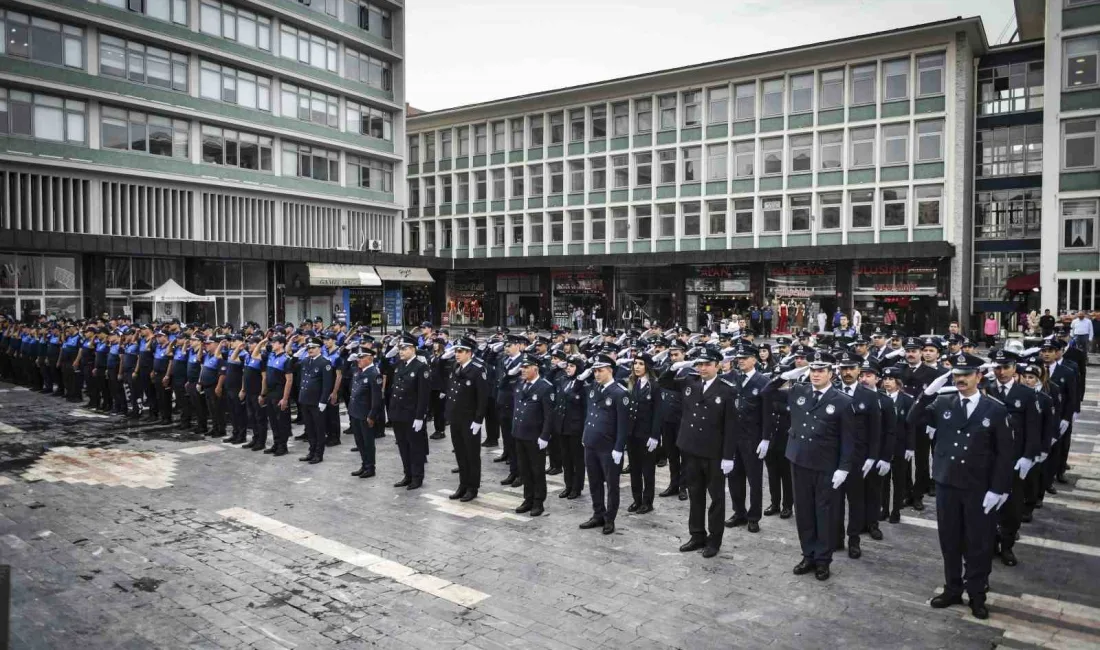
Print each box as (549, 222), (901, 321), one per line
(1041, 497), (1100, 513)
(900, 516), (1100, 558)
(420, 492), (531, 522)
(0, 476), (15, 486)
(67, 410), (110, 419)
(1074, 478), (1100, 492)
(218, 507), (489, 608)
(176, 444), (226, 456)
(0, 421), (24, 434)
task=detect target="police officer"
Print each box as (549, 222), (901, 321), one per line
(656, 340), (690, 501)
(554, 355), (588, 500)
(168, 334), (191, 429)
(106, 330), (124, 415)
(625, 354), (660, 515)
(445, 336), (489, 502)
(186, 335), (206, 431)
(676, 348), (738, 558)
(260, 334), (293, 456)
(898, 336), (940, 510)
(579, 353), (631, 536)
(726, 343), (769, 533)
(1019, 360), (1059, 518)
(348, 346), (384, 479)
(763, 359), (794, 520)
(121, 331), (141, 419)
(495, 334), (526, 485)
(135, 325), (157, 419)
(857, 359), (894, 542)
(833, 351), (882, 559)
(322, 333), (344, 447)
(388, 334), (431, 489)
(909, 351), (1013, 620)
(91, 329), (109, 411)
(1040, 338), (1077, 496)
(222, 336), (248, 444)
(241, 336), (268, 451)
(511, 354), (556, 517)
(880, 366), (915, 524)
(151, 330), (173, 424)
(298, 336), (333, 464)
(199, 337), (226, 438)
(59, 325), (80, 399)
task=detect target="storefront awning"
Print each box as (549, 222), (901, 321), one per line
(1004, 272), (1039, 293)
(373, 266), (435, 283)
(307, 263), (381, 287)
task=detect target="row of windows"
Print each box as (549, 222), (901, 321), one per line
(413, 186), (944, 249)
(0, 88), (86, 144)
(974, 190), (1041, 240)
(0, 10), (84, 70)
(102, 106), (189, 158)
(976, 126), (1043, 177)
(977, 61), (1043, 116)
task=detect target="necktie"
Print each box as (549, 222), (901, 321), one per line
(960, 397), (970, 417)
(812, 391), (822, 408)
(999, 385), (1007, 400)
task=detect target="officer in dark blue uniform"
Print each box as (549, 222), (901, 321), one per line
(348, 346), (384, 478)
(554, 355), (588, 499)
(511, 354), (556, 517)
(909, 351), (1014, 620)
(445, 336), (490, 502)
(298, 336), (333, 464)
(90, 330), (109, 410)
(167, 334), (190, 428)
(105, 330), (123, 414)
(656, 340), (690, 501)
(199, 337), (227, 437)
(186, 335), (205, 430)
(152, 330), (173, 424)
(60, 325), (80, 399)
(121, 331), (141, 419)
(1019, 360), (1059, 517)
(625, 354), (660, 514)
(43, 326), (61, 395)
(832, 351), (882, 559)
(494, 334), (526, 485)
(79, 327), (97, 408)
(134, 325), (156, 419)
(579, 353), (632, 536)
(726, 343), (770, 532)
(1041, 337), (1079, 489)
(261, 334), (294, 456)
(222, 336), (248, 443)
(322, 333), (344, 446)
(241, 335), (267, 450)
(879, 365), (915, 524)
(388, 334), (431, 489)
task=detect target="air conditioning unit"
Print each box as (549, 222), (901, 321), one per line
(367, 239), (384, 251)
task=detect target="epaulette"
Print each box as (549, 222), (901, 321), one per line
(984, 394), (1005, 406)
(719, 378), (736, 387)
(471, 359), (485, 368)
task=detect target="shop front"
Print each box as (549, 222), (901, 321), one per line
(615, 267), (676, 329)
(445, 271), (487, 328)
(765, 263), (837, 334)
(192, 260), (272, 326)
(0, 252), (83, 321)
(284, 262), (379, 326)
(852, 259), (946, 334)
(684, 265), (753, 331)
(496, 272), (544, 329)
(374, 265), (436, 328)
(105, 256), (185, 321)
(551, 270), (605, 330)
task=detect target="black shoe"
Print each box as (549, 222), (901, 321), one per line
(430, 432), (445, 440)
(394, 476), (411, 488)
(263, 447), (276, 454)
(566, 491), (581, 500)
(515, 500), (533, 514)
(701, 546), (719, 559)
(656, 458), (667, 468)
(763, 504), (780, 517)
(680, 538), (706, 553)
(406, 478), (423, 491)
(374, 432), (385, 439)
(1021, 510), (1033, 523)
(725, 516), (748, 528)
(930, 592), (963, 609)
(627, 502), (640, 513)
(889, 510), (901, 524)
(359, 469), (375, 478)
(1056, 474), (1068, 484)
(546, 466), (562, 475)
(848, 537), (861, 559)
(294, 434), (307, 441)
(969, 597), (989, 620)
(325, 437), (341, 447)
(352, 468), (367, 477)
(815, 565), (830, 581)
(272, 448), (288, 457)
(298, 455), (314, 462)
(459, 489), (476, 502)
(1046, 486), (1057, 495)
(558, 488), (571, 498)
(868, 526), (883, 541)
(747, 521), (760, 533)
(449, 487), (467, 500)
(1001, 548), (1018, 566)
(308, 457), (322, 464)
(678, 488), (688, 501)
(579, 517), (605, 530)
(500, 474), (517, 485)
(780, 508), (792, 519)
(927, 485), (937, 497)
(912, 498), (925, 511)
(350, 447), (359, 452)
(659, 485), (679, 498)
(793, 559), (817, 575)
(481, 439), (498, 448)
(529, 503), (544, 517)
(492, 455), (509, 463)
(637, 504), (653, 514)
(510, 477), (523, 488)
(602, 522), (615, 535)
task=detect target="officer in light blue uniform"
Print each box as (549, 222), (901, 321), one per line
(321, 332), (344, 446)
(297, 336), (333, 464)
(579, 353), (632, 536)
(169, 333), (191, 428)
(241, 335), (267, 451)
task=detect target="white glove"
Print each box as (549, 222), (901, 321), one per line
(611, 450), (623, 464)
(781, 365), (811, 381)
(646, 437), (658, 453)
(439, 392), (446, 399)
(926, 426), (936, 440)
(997, 493), (1009, 510)
(537, 438), (548, 450)
(861, 459), (875, 477)
(982, 491), (999, 514)
(652, 349), (669, 364)
(490, 342), (504, 353)
(885, 348), (906, 360)
(876, 460), (891, 476)
(1073, 412), (1079, 424)
(1037, 452), (1048, 463)
(385, 345), (399, 358)
(670, 360), (693, 371)
(720, 459), (734, 475)
(1059, 420), (1069, 436)
(507, 364), (521, 376)
(904, 449), (914, 461)
(197, 385), (204, 395)
(831, 470), (849, 489)
(756, 440), (770, 459)
(441, 347), (455, 360)
(924, 371), (953, 396)
(1014, 457), (1034, 480)
(577, 367), (593, 381)
(470, 421), (482, 436)
(318, 403), (327, 412)
(412, 419), (423, 432)
(983, 370), (996, 382)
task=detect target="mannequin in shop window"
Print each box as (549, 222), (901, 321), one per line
(884, 308), (897, 327)
(795, 302), (805, 331)
(778, 301), (789, 334)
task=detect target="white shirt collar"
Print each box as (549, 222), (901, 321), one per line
(997, 378), (1014, 392)
(741, 369), (756, 383)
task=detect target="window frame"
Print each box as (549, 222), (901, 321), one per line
(789, 73), (814, 114)
(916, 52), (945, 97)
(789, 134), (813, 173)
(849, 189), (874, 229)
(707, 85), (729, 125)
(882, 58), (911, 102)
(917, 119), (944, 162)
(1063, 117), (1099, 170)
(819, 130), (843, 170)
(1064, 35), (1100, 90)
(818, 191), (842, 230)
(707, 143), (728, 181)
(915, 184), (943, 227)
(761, 137), (783, 176)
(1062, 198), (1099, 251)
(105, 107), (189, 159)
(881, 122), (910, 166)
(880, 187), (909, 229)
(820, 69), (844, 110)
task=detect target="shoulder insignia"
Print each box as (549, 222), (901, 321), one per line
(720, 378), (735, 387)
(622, 396), (629, 406)
(982, 417), (991, 428)
(375, 377), (383, 384)
(423, 371), (429, 379)
(550, 393), (555, 401)
(325, 364), (332, 371)
(482, 372), (487, 380)
(825, 404), (835, 414)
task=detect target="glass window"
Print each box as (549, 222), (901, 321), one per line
(590, 208), (606, 241)
(344, 48), (392, 91)
(200, 1), (270, 50)
(528, 116), (543, 148)
(849, 127), (875, 168)
(569, 210), (584, 242)
(917, 119), (944, 162)
(635, 99), (652, 134)
(916, 185), (942, 226)
(635, 206), (652, 240)
(790, 73), (813, 113)
(707, 200), (726, 236)
(281, 141), (339, 182)
(548, 112), (565, 145)
(441, 176), (452, 204)
(0, 11), (84, 69)
(635, 152), (652, 186)
(682, 146), (701, 182)
(883, 58), (910, 101)
(682, 90), (701, 127)
(789, 194), (811, 232)
(474, 123), (488, 153)
(707, 144), (727, 181)
(1063, 199), (1098, 250)
(549, 161), (564, 194)
(570, 109), (585, 141)
(975, 189), (1042, 240)
(347, 154), (393, 192)
(819, 131), (842, 169)
(569, 160), (584, 193)
(975, 252), (1041, 301)
(1064, 118), (1098, 169)
(761, 197), (781, 233)
(347, 101), (393, 140)
(850, 189), (873, 228)
(423, 177), (435, 206)
(611, 155), (629, 189)
(733, 140), (755, 178)
(917, 52), (945, 96)
(458, 126), (470, 156)
(424, 132), (435, 160)
(734, 83), (755, 121)
(510, 216), (524, 245)
(820, 69), (844, 109)
(978, 61), (1044, 115)
(762, 78), (784, 117)
(550, 212), (564, 242)
(590, 157), (606, 190)
(658, 204), (676, 237)
(734, 198), (754, 235)
(881, 187), (908, 228)
(510, 166), (523, 197)
(440, 129), (452, 158)
(790, 134), (812, 173)
(492, 121), (505, 151)
(280, 83), (337, 128)
(658, 94), (676, 130)
(102, 106), (188, 158)
(762, 137), (783, 175)
(529, 213), (544, 244)
(510, 118), (523, 149)
(882, 123), (909, 165)
(343, 0), (391, 40)
(612, 207), (629, 240)
(492, 216), (504, 246)
(591, 105), (606, 138)
(851, 63), (876, 105)
(477, 170), (490, 201)
(408, 135), (420, 164)
(0, 88), (86, 144)
(528, 163), (543, 196)
(819, 192), (842, 230)
(977, 124), (1041, 175)
(611, 102), (629, 137)
(201, 60), (270, 111)
(99, 35), (187, 92)
(457, 173), (469, 202)
(1065, 35), (1100, 89)
(708, 86), (729, 124)
(682, 201), (701, 237)
(658, 149), (676, 185)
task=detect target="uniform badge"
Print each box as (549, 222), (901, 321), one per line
(550, 394), (555, 401)
(715, 396), (722, 404)
(752, 388), (758, 396)
(589, 390), (595, 399)
(685, 387), (692, 396)
(465, 380), (471, 386)
(622, 396), (629, 406)
(605, 398), (612, 406)
(982, 418), (990, 428)
(325, 364), (331, 371)
(482, 372), (487, 380)
(423, 371), (429, 379)
(375, 377), (383, 385)
(858, 403), (865, 411)
(942, 411), (951, 420)
(1014, 400), (1021, 408)
(796, 396), (806, 406)
(825, 404), (835, 414)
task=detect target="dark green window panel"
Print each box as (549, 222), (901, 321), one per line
(788, 113), (813, 129)
(880, 229), (908, 243)
(455, 157), (469, 169)
(439, 159), (452, 171)
(508, 150), (524, 163)
(706, 124), (729, 140)
(633, 133), (653, 148)
(817, 233), (842, 246)
(914, 163), (944, 179)
(483, 200), (497, 213)
(680, 127), (702, 142)
(849, 105), (876, 122)
(528, 197), (543, 209)
(547, 244), (564, 256)
(473, 247), (487, 258)
(456, 248), (469, 258)
(760, 177), (783, 191)
(681, 183), (702, 197)
(817, 171), (843, 187)
(787, 234), (811, 247)
(730, 236), (753, 249)
(547, 145), (563, 159)
(1064, 4), (1100, 29)
(759, 117), (784, 133)
(656, 239), (676, 252)
(759, 235), (782, 248)
(528, 148), (544, 161)
(439, 204), (452, 216)
(472, 155), (487, 168)
(880, 166), (909, 182)
(568, 243), (585, 255)
(408, 207), (420, 218)
(656, 130), (678, 145)
(568, 142), (585, 156)
(456, 204), (469, 215)
(1062, 90), (1100, 111)
(609, 242), (628, 254)
(881, 101), (910, 118)
(568, 193), (585, 206)
(1061, 172), (1100, 191)
(817, 109), (844, 126)
(787, 173), (812, 189)
(609, 137), (629, 151)
(732, 121), (756, 136)
(589, 243), (606, 255)
(490, 152), (505, 165)
(528, 247), (542, 256)
(1059, 253), (1100, 272)
(547, 194), (564, 207)
(588, 192), (606, 204)
(913, 228), (945, 242)
(848, 231), (875, 244)
(634, 240), (652, 253)
(509, 198), (524, 210)
(681, 238), (701, 251)
(633, 187), (653, 201)
(610, 189), (629, 203)
(848, 169), (876, 184)
(706, 237), (726, 250)
(915, 96), (945, 114)
(422, 206), (436, 217)
(656, 185), (677, 200)
(589, 140), (607, 154)
(706, 181), (728, 195)
(509, 245), (524, 257)
(407, 163), (419, 176)
(440, 249), (452, 257)
(731, 179), (754, 193)
(490, 246), (505, 257)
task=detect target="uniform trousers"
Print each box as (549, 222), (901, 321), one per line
(301, 404), (326, 459)
(324, 400), (341, 441)
(245, 391), (267, 444)
(153, 372), (172, 422)
(429, 391), (446, 434)
(449, 419), (481, 492)
(205, 388), (226, 435)
(547, 435), (562, 471)
(86, 367), (102, 407)
(350, 416), (376, 471)
(1055, 424), (1072, 477)
(226, 389), (246, 434)
(585, 447), (621, 523)
(913, 434), (933, 499)
(121, 373), (137, 414)
(393, 420), (428, 480)
(496, 404), (518, 474)
(60, 358), (75, 397)
(132, 370), (149, 413)
(174, 382), (192, 424)
(683, 453), (725, 549)
(882, 458), (910, 514)
(792, 464), (839, 564)
(862, 471), (883, 530)
(729, 440), (764, 521)
(833, 462), (867, 541)
(128, 372), (144, 413)
(190, 384), (208, 429)
(935, 482), (996, 599)
(109, 372), (125, 413)
(484, 403), (500, 444)
(515, 438), (547, 505)
(560, 433), (585, 495)
(997, 475), (1027, 551)
(627, 437), (656, 506)
(142, 370), (157, 413)
(266, 397), (291, 449)
(660, 417), (683, 490)
(765, 434), (793, 510)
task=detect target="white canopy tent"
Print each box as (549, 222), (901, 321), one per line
(135, 279), (217, 323)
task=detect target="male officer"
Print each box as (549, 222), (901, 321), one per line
(511, 354), (556, 517)
(445, 336), (490, 502)
(579, 353), (632, 535)
(833, 351), (881, 559)
(135, 325), (157, 419)
(880, 366), (915, 523)
(763, 359), (795, 519)
(657, 340), (690, 501)
(199, 337), (227, 438)
(186, 335), (205, 430)
(909, 352), (1013, 620)
(151, 330), (173, 424)
(298, 336), (333, 464)
(348, 346), (384, 478)
(856, 359), (894, 542)
(764, 351), (856, 581)
(241, 336), (268, 451)
(1040, 339), (1077, 494)
(321, 333), (345, 446)
(222, 336), (248, 444)
(389, 334), (431, 489)
(901, 336), (942, 509)
(260, 334), (294, 456)
(726, 343), (769, 533)
(676, 348), (738, 558)
(495, 334), (526, 485)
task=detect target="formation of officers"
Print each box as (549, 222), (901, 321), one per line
(0, 315), (1087, 618)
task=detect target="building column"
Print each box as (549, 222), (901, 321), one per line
(84, 254), (106, 319)
(836, 259), (854, 315)
(1040, 5), (1064, 313)
(949, 30), (975, 321)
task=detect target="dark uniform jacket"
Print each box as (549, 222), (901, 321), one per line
(991, 381), (1041, 460)
(297, 354), (334, 406)
(731, 370), (769, 448)
(656, 365), (690, 425)
(445, 359), (490, 428)
(512, 377), (555, 442)
(388, 357), (430, 423)
(626, 377), (659, 441)
(554, 375), (587, 436)
(581, 380), (631, 452)
(496, 354), (523, 409)
(769, 382), (857, 474)
(909, 392), (1014, 494)
(1047, 362), (1078, 423)
(883, 390), (915, 460)
(1035, 389), (1058, 455)
(836, 382), (882, 464)
(676, 375), (737, 460)
(348, 364), (384, 421)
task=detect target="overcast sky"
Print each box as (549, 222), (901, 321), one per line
(404, 0), (1016, 112)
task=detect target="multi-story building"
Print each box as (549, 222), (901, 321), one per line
(0, 0), (433, 327)
(406, 18), (988, 333)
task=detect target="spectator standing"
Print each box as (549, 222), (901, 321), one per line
(761, 305), (773, 338)
(832, 308), (843, 329)
(1070, 310), (1094, 351)
(983, 313), (999, 348)
(851, 308), (862, 335)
